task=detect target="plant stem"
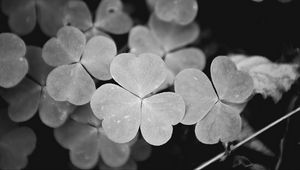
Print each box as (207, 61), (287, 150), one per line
(194, 106), (300, 170)
(275, 95), (298, 170)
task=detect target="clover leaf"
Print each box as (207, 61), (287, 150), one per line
(128, 14), (204, 88)
(211, 56), (255, 103)
(0, 33), (28, 88)
(90, 53), (185, 146)
(1, 78), (41, 122)
(42, 26), (117, 105)
(54, 104), (132, 169)
(1, 46), (75, 126)
(62, 0), (133, 39)
(174, 56), (254, 144)
(129, 14), (200, 55)
(165, 48), (206, 76)
(1, 0), (72, 36)
(128, 25), (164, 56)
(62, 0), (93, 32)
(99, 138), (151, 170)
(0, 108), (36, 170)
(154, 0), (198, 25)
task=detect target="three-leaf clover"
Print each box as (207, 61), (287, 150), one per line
(174, 56), (254, 144)
(1, 46), (75, 127)
(62, 0), (133, 39)
(129, 14), (205, 77)
(42, 26), (117, 105)
(90, 53), (185, 146)
(54, 104), (132, 169)
(1, 0), (72, 36)
(0, 33), (28, 88)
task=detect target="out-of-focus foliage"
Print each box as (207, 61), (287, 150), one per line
(54, 104), (132, 169)
(154, 0), (198, 25)
(145, 0), (198, 25)
(1, 0), (133, 37)
(43, 26), (117, 105)
(91, 53), (185, 146)
(99, 138), (152, 170)
(1, 0), (75, 36)
(233, 155), (268, 170)
(62, 0), (133, 39)
(129, 14), (200, 57)
(0, 33), (28, 88)
(230, 55), (299, 103)
(0, 107), (36, 170)
(175, 56), (254, 144)
(1, 46), (75, 127)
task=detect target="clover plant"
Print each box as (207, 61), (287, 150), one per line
(0, 0), (299, 170)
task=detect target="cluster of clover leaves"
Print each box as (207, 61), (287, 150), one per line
(0, 26), (254, 169)
(0, 0), (260, 170)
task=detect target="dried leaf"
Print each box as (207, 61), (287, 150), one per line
(230, 55), (299, 102)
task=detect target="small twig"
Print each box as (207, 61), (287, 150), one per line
(194, 106), (300, 170)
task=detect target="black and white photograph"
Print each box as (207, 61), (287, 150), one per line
(1, 0), (300, 170)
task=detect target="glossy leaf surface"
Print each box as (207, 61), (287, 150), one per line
(81, 36), (117, 80)
(211, 56), (254, 103)
(141, 92), (185, 145)
(175, 69), (218, 125)
(110, 53), (167, 98)
(42, 26), (86, 66)
(91, 83), (141, 143)
(46, 63), (96, 105)
(195, 101), (242, 144)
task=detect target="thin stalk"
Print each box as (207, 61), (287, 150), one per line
(275, 95), (298, 170)
(194, 106), (300, 170)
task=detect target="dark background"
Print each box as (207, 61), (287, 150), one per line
(1, 0), (300, 170)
